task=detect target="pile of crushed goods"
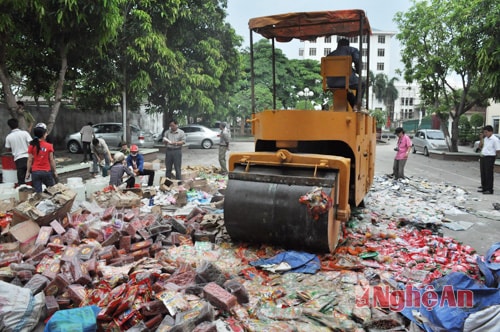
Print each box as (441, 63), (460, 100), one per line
(1, 169), (500, 332)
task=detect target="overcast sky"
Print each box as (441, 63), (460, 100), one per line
(225, 0), (414, 76)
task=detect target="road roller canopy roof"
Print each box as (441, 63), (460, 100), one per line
(248, 9), (372, 42)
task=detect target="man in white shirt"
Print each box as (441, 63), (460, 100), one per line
(163, 119), (185, 180)
(5, 118), (32, 185)
(478, 125), (500, 195)
(80, 122), (94, 163)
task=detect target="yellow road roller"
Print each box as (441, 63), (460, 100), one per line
(224, 10), (376, 253)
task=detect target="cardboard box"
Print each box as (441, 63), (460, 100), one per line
(159, 177), (182, 191)
(181, 170), (198, 180)
(9, 219), (40, 253)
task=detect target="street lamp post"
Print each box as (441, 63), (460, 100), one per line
(297, 87), (314, 110)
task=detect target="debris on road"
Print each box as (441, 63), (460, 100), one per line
(0, 172), (499, 331)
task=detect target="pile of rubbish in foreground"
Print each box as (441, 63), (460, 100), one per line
(1, 171), (500, 332)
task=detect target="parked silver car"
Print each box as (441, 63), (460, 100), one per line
(179, 124), (220, 149)
(412, 129), (448, 156)
(65, 122), (154, 154)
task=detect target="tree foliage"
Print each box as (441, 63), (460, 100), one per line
(469, 113), (484, 128)
(0, 0), (123, 132)
(1, 0), (242, 136)
(226, 39), (324, 128)
(395, 0), (495, 152)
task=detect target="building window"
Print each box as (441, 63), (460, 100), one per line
(409, 109), (413, 119)
(362, 48), (368, 57)
(362, 63), (367, 71)
(409, 98), (414, 106)
(309, 39), (316, 43)
(400, 98), (404, 105)
(377, 49), (385, 57)
(377, 62), (385, 71)
(378, 35), (386, 44)
(362, 35), (368, 44)
(337, 36), (358, 44)
(299, 49), (304, 57)
(325, 36), (331, 43)
(324, 48), (331, 56)
(309, 48), (316, 56)
(494, 118), (499, 133)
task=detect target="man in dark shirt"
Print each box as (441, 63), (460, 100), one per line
(326, 38), (364, 110)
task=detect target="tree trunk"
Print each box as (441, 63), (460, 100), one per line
(0, 63), (29, 130)
(450, 113), (460, 152)
(46, 43), (69, 135)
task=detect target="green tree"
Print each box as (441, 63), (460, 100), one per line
(144, 0), (241, 127)
(469, 113), (485, 139)
(0, 0), (122, 133)
(372, 73), (387, 103)
(470, 113), (484, 128)
(369, 109), (387, 128)
(458, 115), (471, 144)
(475, 0), (500, 100)
(395, 0), (493, 152)
(229, 39), (323, 118)
(385, 77), (399, 121)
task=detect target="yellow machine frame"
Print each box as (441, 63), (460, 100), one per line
(225, 10), (376, 253)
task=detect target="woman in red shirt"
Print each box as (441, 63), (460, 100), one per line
(26, 123), (58, 193)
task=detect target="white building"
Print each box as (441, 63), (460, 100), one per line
(299, 29), (419, 126)
(394, 82), (422, 128)
(485, 101), (500, 133)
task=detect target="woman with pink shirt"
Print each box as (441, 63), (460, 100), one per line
(392, 127), (413, 180)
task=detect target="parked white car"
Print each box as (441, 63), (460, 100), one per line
(179, 124), (220, 149)
(473, 134), (500, 152)
(412, 129), (448, 156)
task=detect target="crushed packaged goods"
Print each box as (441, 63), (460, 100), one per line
(2, 171), (500, 331)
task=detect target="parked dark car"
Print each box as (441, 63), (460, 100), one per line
(65, 122), (154, 154)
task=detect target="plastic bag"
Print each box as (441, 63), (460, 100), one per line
(0, 281), (45, 332)
(44, 305), (100, 332)
(476, 242), (500, 287)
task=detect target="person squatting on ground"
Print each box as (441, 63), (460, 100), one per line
(478, 125), (500, 195)
(326, 38), (365, 111)
(80, 122), (94, 163)
(91, 137), (112, 177)
(392, 127), (412, 180)
(109, 152), (135, 188)
(218, 122), (230, 175)
(26, 123), (57, 193)
(119, 142), (130, 156)
(5, 118), (32, 186)
(126, 144), (155, 187)
(163, 119), (185, 180)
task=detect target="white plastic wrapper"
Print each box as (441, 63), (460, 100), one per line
(0, 281), (45, 332)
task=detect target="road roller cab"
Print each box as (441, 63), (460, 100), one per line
(224, 9), (376, 253)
